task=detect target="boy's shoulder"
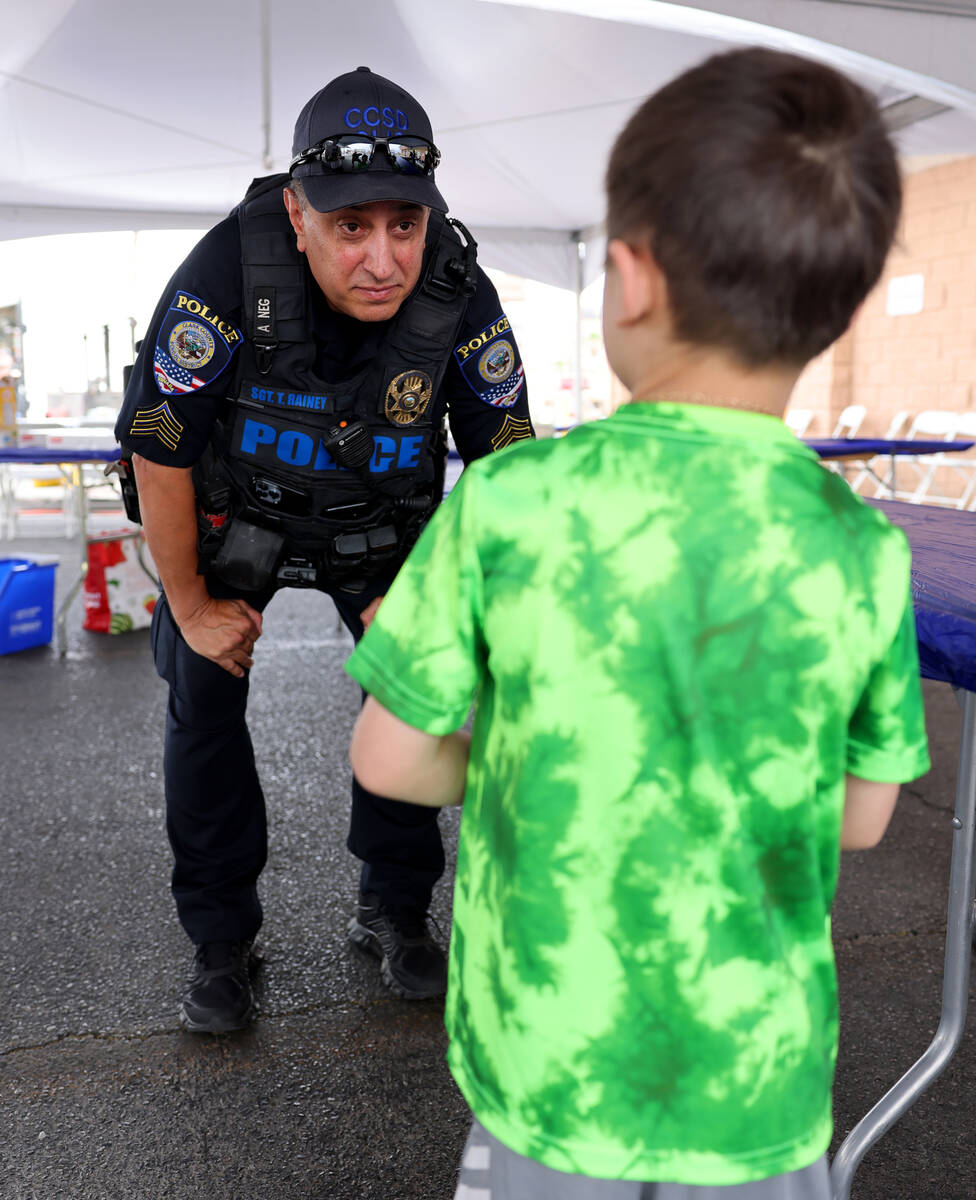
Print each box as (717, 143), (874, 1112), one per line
(461, 423), (583, 490)
(821, 475), (912, 561)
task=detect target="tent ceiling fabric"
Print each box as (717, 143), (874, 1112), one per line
(0, 0), (974, 290)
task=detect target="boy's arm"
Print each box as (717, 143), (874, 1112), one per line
(842, 538), (929, 850)
(350, 696), (472, 807)
(841, 775), (900, 850)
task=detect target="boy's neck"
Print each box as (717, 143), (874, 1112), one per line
(624, 351), (800, 420)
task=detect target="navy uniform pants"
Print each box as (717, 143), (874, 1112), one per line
(149, 579), (444, 945)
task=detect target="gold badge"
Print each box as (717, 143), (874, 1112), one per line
(385, 370), (433, 426)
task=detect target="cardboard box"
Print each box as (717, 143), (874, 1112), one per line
(0, 558), (57, 653)
(0, 385), (16, 447)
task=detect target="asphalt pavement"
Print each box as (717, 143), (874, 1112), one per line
(1, 523), (974, 1200)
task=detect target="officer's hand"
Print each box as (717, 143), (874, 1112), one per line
(178, 597), (264, 677)
(360, 595), (384, 631)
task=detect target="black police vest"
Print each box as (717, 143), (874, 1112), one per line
(199, 174), (476, 593)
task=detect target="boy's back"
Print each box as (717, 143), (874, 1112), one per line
(350, 396), (927, 1182)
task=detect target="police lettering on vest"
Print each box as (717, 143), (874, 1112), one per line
(238, 415), (424, 475)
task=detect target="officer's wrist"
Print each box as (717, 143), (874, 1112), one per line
(165, 578), (212, 629)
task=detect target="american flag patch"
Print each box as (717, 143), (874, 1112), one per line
(154, 350), (204, 395)
(481, 364), (524, 409)
(129, 401), (184, 453)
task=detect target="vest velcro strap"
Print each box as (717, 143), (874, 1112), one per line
(245, 233), (298, 266)
(402, 294), (466, 341)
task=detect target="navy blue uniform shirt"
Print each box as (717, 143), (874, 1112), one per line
(116, 201), (533, 467)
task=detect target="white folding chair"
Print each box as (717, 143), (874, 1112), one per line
(847, 411), (909, 497)
(784, 408), (813, 437)
(893, 410), (962, 505)
(824, 405), (867, 480)
(832, 405), (866, 438)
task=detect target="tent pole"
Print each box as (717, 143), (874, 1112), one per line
(574, 234), (584, 426)
(260, 0), (273, 170)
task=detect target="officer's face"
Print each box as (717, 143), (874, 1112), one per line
(284, 194), (430, 323)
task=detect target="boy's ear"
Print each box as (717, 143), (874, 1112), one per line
(606, 238), (667, 326)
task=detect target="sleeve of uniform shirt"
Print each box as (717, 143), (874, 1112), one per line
(846, 541), (931, 783)
(443, 267), (534, 466)
(114, 214), (245, 468)
(345, 467), (486, 734)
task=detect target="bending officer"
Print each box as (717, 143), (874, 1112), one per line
(114, 66), (533, 1033)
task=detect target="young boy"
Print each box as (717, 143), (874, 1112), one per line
(345, 46), (930, 1199)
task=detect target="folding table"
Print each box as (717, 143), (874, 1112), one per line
(0, 445), (127, 654)
(830, 500), (976, 1199)
(806, 438), (975, 501)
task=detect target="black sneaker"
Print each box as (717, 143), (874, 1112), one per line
(348, 893), (447, 999)
(179, 940), (260, 1033)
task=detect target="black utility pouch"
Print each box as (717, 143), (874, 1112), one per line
(212, 519), (284, 592)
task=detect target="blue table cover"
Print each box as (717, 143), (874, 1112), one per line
(806, 437), (974, 458)
(0, 447), (121, 464)
(871, 500), (976, 693)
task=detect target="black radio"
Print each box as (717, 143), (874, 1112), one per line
(323, 419), (372, 472)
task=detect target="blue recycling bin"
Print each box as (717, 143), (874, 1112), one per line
(0, 558), (57, 654)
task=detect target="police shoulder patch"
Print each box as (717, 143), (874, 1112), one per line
(153, 290), (241, 397)
(454, 313), (525, 409)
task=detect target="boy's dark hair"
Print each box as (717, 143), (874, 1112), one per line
(606, 47), (901, 366)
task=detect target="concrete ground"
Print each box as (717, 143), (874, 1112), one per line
(1, 520), (974, 1200)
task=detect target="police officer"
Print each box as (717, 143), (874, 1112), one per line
(115, 67), (533, 1033)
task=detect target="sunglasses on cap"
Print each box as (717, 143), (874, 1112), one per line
(289, 134), (441, 178)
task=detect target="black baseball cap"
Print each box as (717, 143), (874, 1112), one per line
(290, 66), (447, 214)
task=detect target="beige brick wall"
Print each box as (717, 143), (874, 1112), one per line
(788, 154), (976, 438)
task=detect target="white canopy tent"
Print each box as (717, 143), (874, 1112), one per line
(2, 0), (976, 290)
(2, 0), (975, 421)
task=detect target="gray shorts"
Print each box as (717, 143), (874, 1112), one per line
(454, 1120), (831, 1200)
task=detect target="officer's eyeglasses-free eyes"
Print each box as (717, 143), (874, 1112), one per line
(289, 135), (441, 178)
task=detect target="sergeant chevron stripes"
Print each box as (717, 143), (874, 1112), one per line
(129, 401), (185, 452)
(490, 414), (532, 451)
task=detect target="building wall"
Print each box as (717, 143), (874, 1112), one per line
(789, 154), (976, 438)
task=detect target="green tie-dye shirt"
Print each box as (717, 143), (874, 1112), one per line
(345, 401), (930, 1185)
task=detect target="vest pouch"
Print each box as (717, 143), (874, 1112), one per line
(334, 531), (368, 561)
(367, 526), (398, 554)
(327, 523), (400, 577)
(211, 518), (285, 592)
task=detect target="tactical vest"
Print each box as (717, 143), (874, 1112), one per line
(198, 174), (477, 594)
